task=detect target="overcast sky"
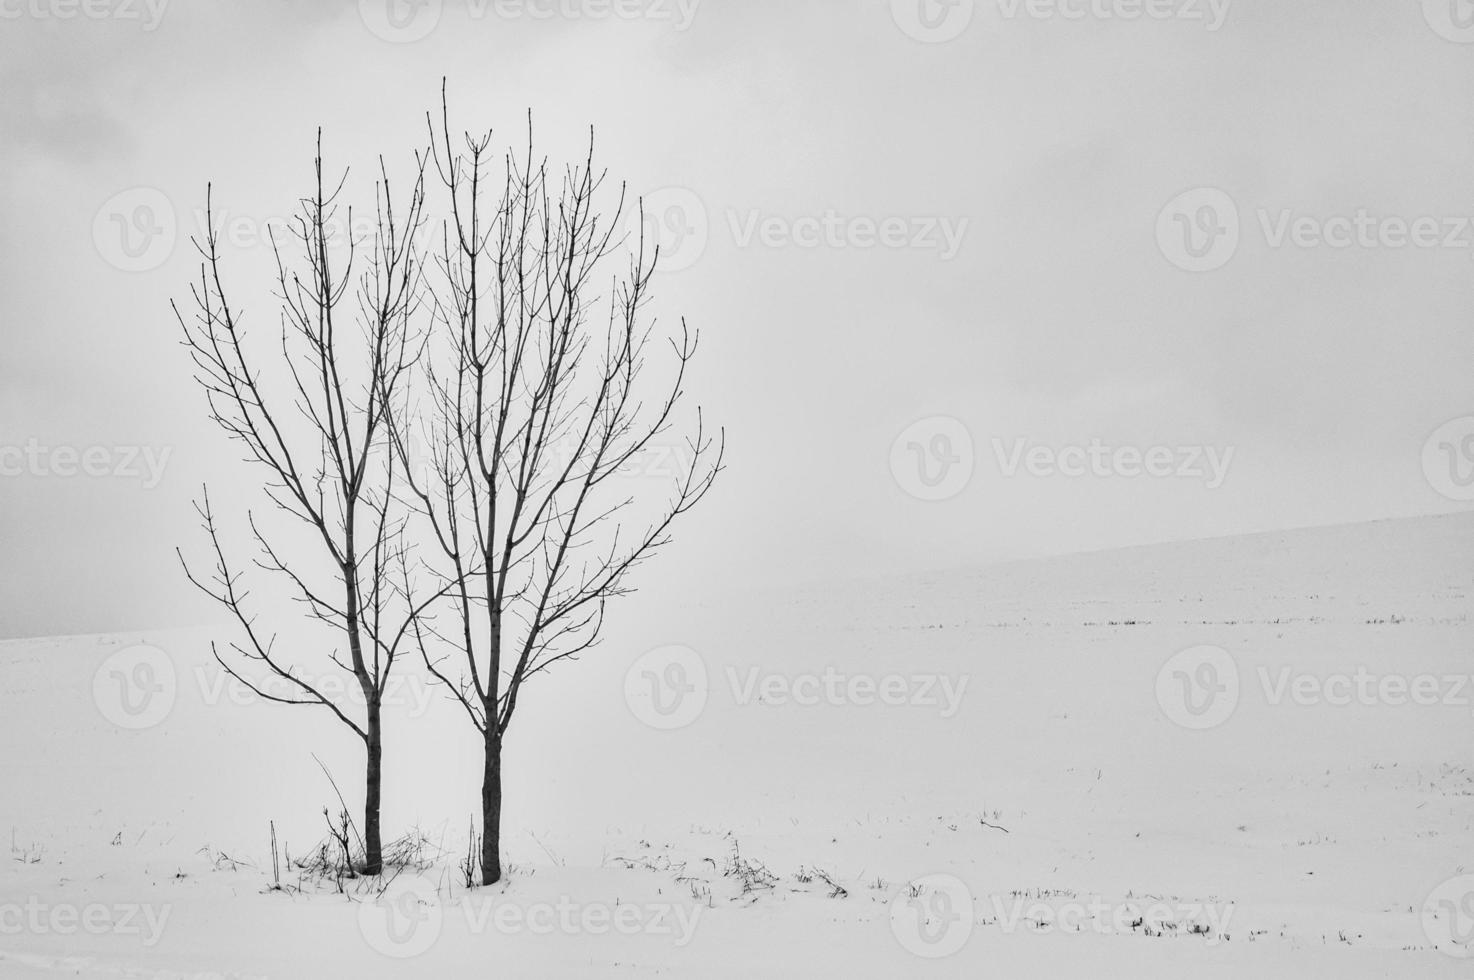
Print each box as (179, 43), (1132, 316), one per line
(2, 0), (1472, 639)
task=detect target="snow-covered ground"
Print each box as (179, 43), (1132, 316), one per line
(2, 513), (1471, 977)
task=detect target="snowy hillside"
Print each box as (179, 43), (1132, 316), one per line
(2, 512), (1471, 977)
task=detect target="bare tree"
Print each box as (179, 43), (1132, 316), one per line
(175, 137), (435, 875)
(389, 93), (724, 885)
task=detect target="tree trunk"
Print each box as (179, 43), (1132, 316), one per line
(480, 729), (502, 885)
(362, 705), (383, 876)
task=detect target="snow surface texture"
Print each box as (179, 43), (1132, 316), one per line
(1, 513), (1471, 977)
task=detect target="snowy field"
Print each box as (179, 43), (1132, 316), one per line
(2, 512), (1471, 977)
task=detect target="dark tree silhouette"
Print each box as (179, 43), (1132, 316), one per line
(388, 92), (724, 885)
(176, 139), (437, 875)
